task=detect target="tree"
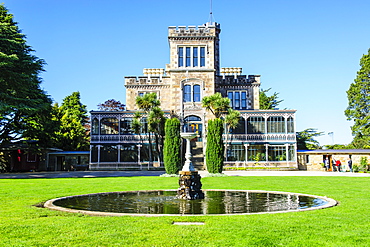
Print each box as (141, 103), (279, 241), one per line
(0, 4), (52, 148)
(148, 106), (166, 162)
(345, 49), (370, 148)
(224, 108), (240, 160)
(163, 118), (181, 174)
(22, 100), (58, 148)
(202, 93), (231, 173)
(206, 119), (224, 173)
(135, 93), (165, 164)
(202, 93), (230, 118)
(53, 92), (89, 151)
(324, 144), (350, 150)
(97, 99), (125, 111)
(259, 88), (283, 110)
(296, 128), (323, 150)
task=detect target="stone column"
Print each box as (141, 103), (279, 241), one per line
(177, 132), (204, 200)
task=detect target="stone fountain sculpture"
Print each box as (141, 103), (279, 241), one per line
(177, 132), (204, 200)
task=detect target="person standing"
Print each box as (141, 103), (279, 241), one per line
(336, 159), (342, 172)
(324, 157), (330, 171)
(348, 157), (353, 172)
(332, 158), (337, 172)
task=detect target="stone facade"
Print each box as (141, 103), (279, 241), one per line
(124, 23), (262, 124)
(89, 22), (298, 171)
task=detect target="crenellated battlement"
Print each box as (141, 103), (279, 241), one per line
(125, 68), (168, 85)
(143, 68), (165, 76)
(216, 74), (261, 85)
(168, 22), (220, 38)
(221, 67), (243, 76)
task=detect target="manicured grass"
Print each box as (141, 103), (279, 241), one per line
(1, 176), (370, 246)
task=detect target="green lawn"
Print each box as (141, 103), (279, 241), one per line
(1, 176), (369, 246)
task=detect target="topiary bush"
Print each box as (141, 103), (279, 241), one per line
(163, 118), (181, 174)
(206, 119), (224, 173)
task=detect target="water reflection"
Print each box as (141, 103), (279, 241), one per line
(53, 190), (330, 215)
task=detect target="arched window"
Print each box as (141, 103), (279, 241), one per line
(193, 85), (201, 102)
(267, 116), (285, 133)
(92, 118), (99, 135)
(183, 84), (201, 102)
(287, 117), (294, 133)
(183, 85), (191, 102)
(247, 117), (265, 134)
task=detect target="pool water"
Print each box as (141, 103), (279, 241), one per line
(51, 190), (334, 215)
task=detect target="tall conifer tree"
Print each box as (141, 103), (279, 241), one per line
(206, 119), (224, 173)
(345, 49), (370, 148)
(163, 118), (181, 174)
(0, 4), (53, 148)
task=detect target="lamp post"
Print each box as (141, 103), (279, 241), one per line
(136, 144), (142, 170)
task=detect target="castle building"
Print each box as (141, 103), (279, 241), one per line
(90, 22), (297, 170)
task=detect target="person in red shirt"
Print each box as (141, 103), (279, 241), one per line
(335, 159), (342, 172)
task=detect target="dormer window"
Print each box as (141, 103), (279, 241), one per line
(178, 46), (206, 68)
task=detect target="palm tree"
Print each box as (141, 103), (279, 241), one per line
(224, 108), (241, 160)
(148, 106), (166, 163)
(202, 93), (239, 172)
(136, 93), (160, 112)
(135, 93), (165, 164)
(202, 93), (230, 118)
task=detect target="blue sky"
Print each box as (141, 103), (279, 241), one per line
(3, 0), (370, 145)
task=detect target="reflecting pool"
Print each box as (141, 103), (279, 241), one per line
(46, 190), (337, 216)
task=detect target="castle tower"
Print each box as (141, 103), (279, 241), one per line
(167, 22), (221, 74)
(164, 22), (221, 125)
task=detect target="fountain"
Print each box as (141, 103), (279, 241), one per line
(177, 132), (204, 200)
(43, 133), (338, 216)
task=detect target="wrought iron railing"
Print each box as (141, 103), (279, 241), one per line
(91, 133), (296, 144)
(223, 134), (296, 142)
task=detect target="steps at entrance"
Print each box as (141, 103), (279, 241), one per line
(192, 141), (205, 171)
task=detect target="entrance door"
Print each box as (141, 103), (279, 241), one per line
(184, 116), (202, 141)
(323, 155), (333, 171)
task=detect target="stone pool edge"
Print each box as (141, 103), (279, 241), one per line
(43, 189), (338, 217)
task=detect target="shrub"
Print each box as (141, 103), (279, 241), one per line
(206, 119), (224, 173)
(163, 118), (181, 174)
(359, 157), (368, 172)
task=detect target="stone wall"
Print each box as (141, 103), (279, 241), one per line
(297, 153), (370, 171)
